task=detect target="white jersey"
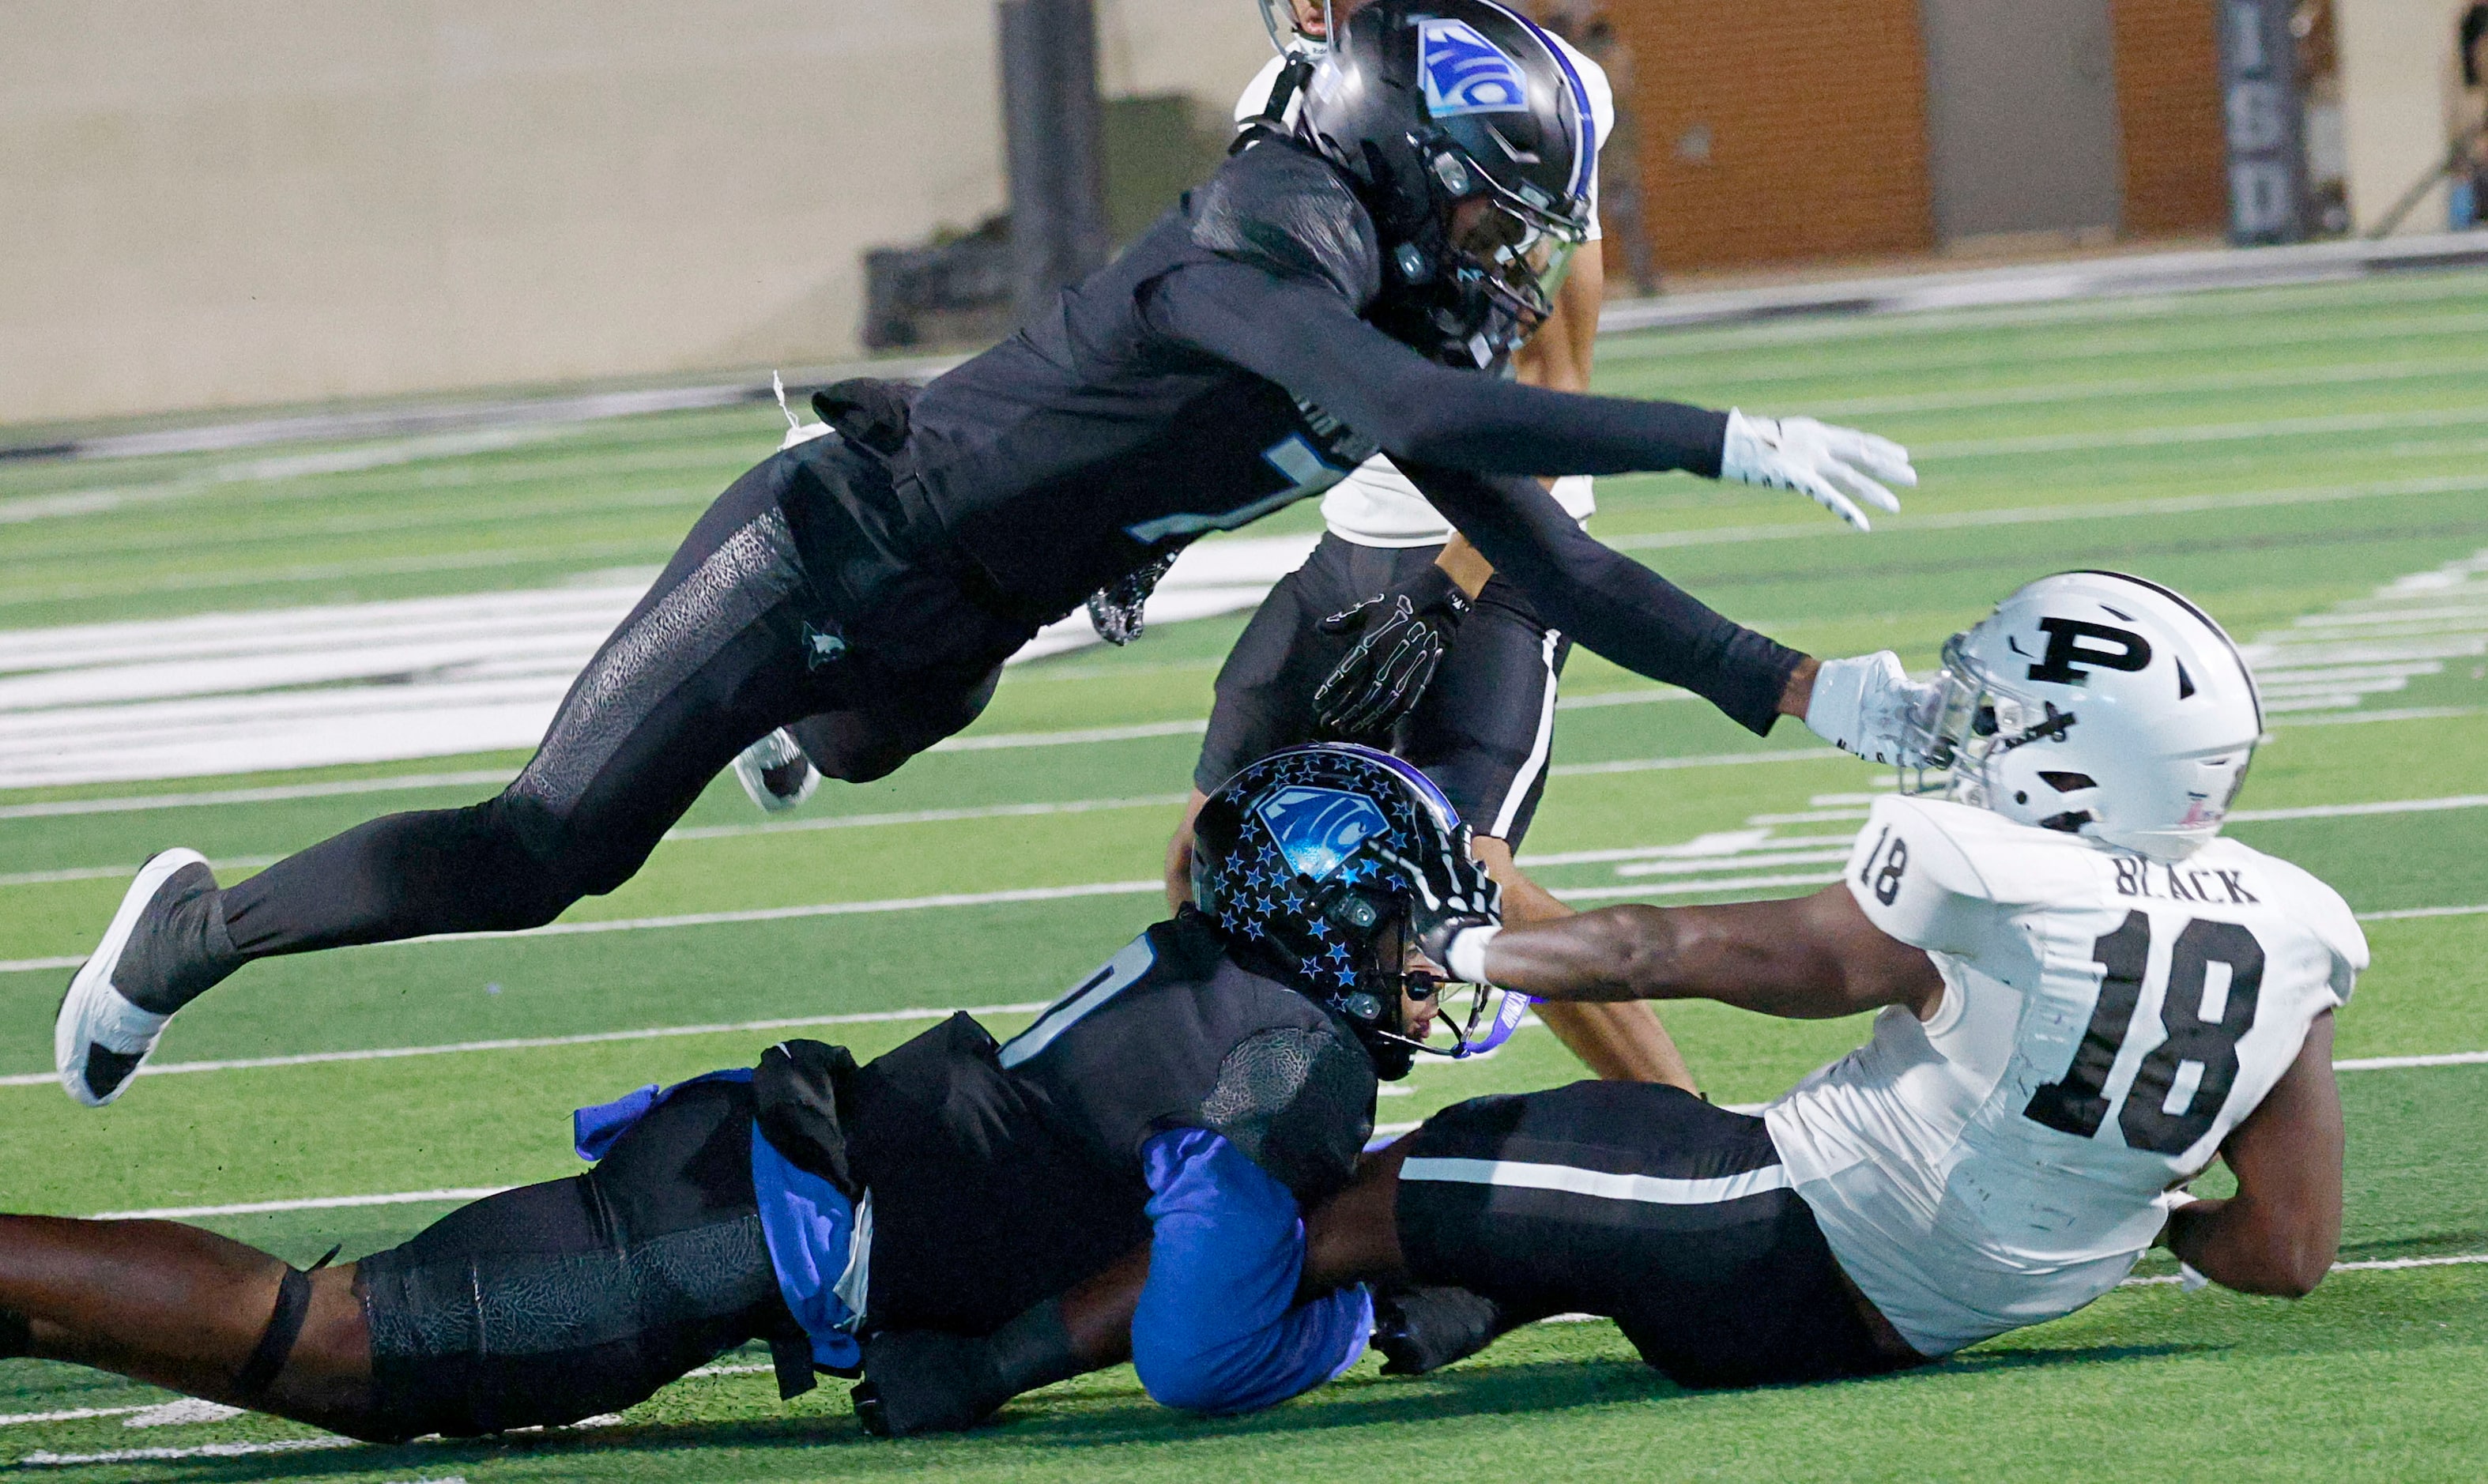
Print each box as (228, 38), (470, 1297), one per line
(1232, 40), (1611, 548)
(1762, 794), (2366, 1357)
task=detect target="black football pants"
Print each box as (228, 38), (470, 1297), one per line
(219, 454), (1011, 959)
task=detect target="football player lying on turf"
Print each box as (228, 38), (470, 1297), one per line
(61, 0), (1927, 1109)
(863, 571), (2364, 1422)
(1333, 571), (2366, 1381)
(0, 748), (1505, 1442)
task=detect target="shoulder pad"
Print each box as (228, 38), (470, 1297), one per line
(1197, 1022), (1376, 1205)
(1845, 795), (2015, 956)
(1188, 141), (1382, 311)
(2235, 844), (2369, 1000)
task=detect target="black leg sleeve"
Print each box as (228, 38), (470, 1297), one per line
(358, 1080), (790, 1439)
(222, 461), (833, 959)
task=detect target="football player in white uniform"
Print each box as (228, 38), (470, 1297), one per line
(1300, 570), (2364, 1384)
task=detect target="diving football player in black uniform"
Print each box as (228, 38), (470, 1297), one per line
(58, 0), (1922, 1105)
(7, 748), (1494, 1441)
(1165, 0), (1687, 1091)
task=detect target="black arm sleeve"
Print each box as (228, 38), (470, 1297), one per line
(1404, 461), (1804, 736)
(1143, 261), (1728, 479)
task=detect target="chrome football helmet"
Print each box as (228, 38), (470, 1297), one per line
(1904, 571), (2264, 861)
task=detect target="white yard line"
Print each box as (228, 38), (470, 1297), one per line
(1614, 850), (1849, 879)
(0, 1407), (150, 1428)
(1558, 873), (1846, 901)
(2120, 1252), (2488, 1287)
(2228, 794), (2488, 823)
(0, 857), (275, 888)
(1552, 687), (1695, 710)
(2270, 704), (2484, 728)
(1802, 358), (2488, 419)
(1920, 406), (2488, 458)
(0, 770), (517, 821)
(8, 789), (2473, 901)
(0, 696), (1672, 824)
(1604, 472), (2488, 552)
(410, 879), (1166, 943)
(0, 881), (1168, 973)
(929, 720), (1204, 751)
(1548, 748), (1838, 777)
(89, 1188), (511, 1221)
(15, 1437), (354, 1466)
(665, 793), (1190, 842)
(2334, 1051), (2488, 1071)
(0, 1000), (1055, 1090)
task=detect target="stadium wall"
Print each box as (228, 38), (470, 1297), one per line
(2109, 0), (2230, 237)
(1602, 0), (2230, 273)
(0, 1), (1269, 427)
(1606, 0), (1940, 271)
(2334, 0), (2479, 234)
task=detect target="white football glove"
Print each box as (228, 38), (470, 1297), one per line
(1720, 409), (1916, 531)
(1804, 651), (1941, 766)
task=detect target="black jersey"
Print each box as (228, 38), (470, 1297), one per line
(847, 137), (1800, 735)
(843, 914), (1376, 1337)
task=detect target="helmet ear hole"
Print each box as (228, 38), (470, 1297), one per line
(2038, 771), (2098, 793)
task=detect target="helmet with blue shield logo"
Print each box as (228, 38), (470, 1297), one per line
(1191, 743), (1517, 1078)
(1295, 0), (1595, 366)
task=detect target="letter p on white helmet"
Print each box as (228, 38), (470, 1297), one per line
(1904, 571), (2263, 861)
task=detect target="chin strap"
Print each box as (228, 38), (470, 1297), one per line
(1236, 53), (1317, 149)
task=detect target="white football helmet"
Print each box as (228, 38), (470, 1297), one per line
(1904, 571), (2263, 861)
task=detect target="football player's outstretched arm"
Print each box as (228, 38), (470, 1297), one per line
(1149, 260), (1933, 744)
(1443, 883), (1945, 1023)
(1147, 261), (1913, 520)
(2162, 1014), (2345, 1298)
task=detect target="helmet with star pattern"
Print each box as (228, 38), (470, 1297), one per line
(1190, 743), (1501, 1079)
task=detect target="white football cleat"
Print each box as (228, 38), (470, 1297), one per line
(733, 729), (820, 814)
(56, 849), (214, 1107)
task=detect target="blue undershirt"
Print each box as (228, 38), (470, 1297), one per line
(1131, 1127), (1374, 1414)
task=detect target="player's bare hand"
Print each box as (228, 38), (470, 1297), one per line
(1720, 409), (1916, 532)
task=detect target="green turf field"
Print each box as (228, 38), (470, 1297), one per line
(2, 269), (2485, 1481)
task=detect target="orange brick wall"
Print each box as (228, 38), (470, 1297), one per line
(1606, 0), (1936, 273)
(2110, 0), (2230, 236)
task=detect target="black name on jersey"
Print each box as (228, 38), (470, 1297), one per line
(2113, 857), (2257, 906)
